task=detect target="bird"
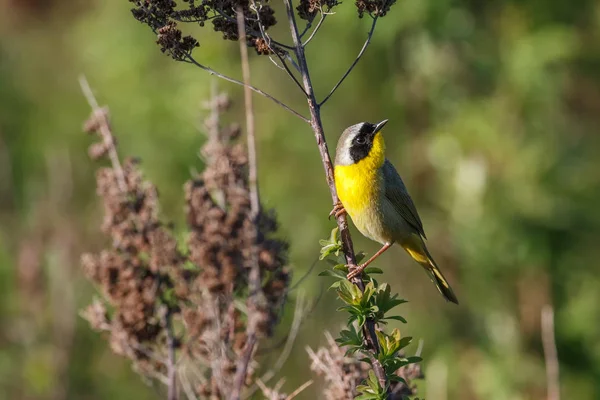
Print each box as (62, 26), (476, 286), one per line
(330, 119), (458, 304)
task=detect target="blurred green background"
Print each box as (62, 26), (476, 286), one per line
(1, 0), (600, 399)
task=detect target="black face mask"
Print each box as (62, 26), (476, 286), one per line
(349, 123), (377, 163)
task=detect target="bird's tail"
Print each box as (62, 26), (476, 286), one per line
(402, 235), (459, 304)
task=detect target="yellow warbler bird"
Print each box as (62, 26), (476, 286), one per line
(331, 120), (458, 304)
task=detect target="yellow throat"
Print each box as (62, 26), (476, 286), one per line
(334, 132), (385, 215)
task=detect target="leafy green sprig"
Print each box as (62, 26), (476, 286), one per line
(319, 228), (423, 399)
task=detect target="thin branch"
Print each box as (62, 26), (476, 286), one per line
(250, 1), (307, 95)
(237, 8), (260, 218)
(286, 380), (314, 399)
(302, 13), (327, 47)
(319, 15), (378, 106)
(282, 0), (389, 394)
(230, 11), (263, 400)
(164, 308), (178, 400)
(79, 75), (127, 192)
(542, 305), (560, 400)
(182, 54), (309, 122)
(298, 18), (314, 39)
(178, 367), (200, 400)
(267, 55), (287, 71)
(258, 293), (306, 385)
(269, 50), (307, 96)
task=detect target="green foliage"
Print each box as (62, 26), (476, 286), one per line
(336, 323), (363, 356)
(336, 280), (379, 327)
(320, 228), (421, 399)
(375, 329), (421, 377)
(319, 226), (343, 260)
(355, 371), (387, 400)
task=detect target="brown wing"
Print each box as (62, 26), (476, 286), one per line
(382, 159), (427, 238)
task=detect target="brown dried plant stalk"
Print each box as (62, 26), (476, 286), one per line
(79, 77), (291, 400)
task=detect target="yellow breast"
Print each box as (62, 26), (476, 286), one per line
(334, 133), (385, 216)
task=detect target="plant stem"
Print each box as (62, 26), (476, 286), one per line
(542, 305), (560, 400)
(282, 0), (389, 394)
(319, 15), (379, 107)
(79, 75), (127, 193)
(183, 54), (309, 122)
(230, 10), (263, 400)
(165, 309), (178, 400)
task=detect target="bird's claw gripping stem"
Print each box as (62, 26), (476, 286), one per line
(346, 263), (366, 280)
(329, 201), (346, 220)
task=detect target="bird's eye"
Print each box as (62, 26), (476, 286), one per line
(355, 136), (366, 145)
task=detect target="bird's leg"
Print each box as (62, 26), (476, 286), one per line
(328, 200), (346, 220)
(347, 242), (393, 280)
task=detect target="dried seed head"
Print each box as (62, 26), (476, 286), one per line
(130, 0), (280, 57)
(156, 21), (199, 60)
(82, 92), (290, 398)
(355, 0), (395, 18)
(296, 0), (340, 20)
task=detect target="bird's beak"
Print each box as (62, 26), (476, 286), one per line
(374, 119), (389, 133)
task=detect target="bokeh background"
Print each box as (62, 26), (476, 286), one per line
(2, 0), (600, 399)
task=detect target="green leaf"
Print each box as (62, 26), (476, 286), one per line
(398, 336), (413, 350)
(319, 243), (342, 260)
(363, 267), (383, 274)
(356, 314), (366, 327)
(354, 393), (380, 400)
(384, 315), (407, 323)
(388, 374), (408, 385)
(372, 282), (408, 323)
(368, 370), (379, 386)
(336, 325), (362, 348)
(355, 251), (366, 263)
(337, 279), (358, 304)
(333, 263), (349, 272)
(329, 226), (340, 243)
(318, 269), (346, 278)
(329, 281), (342, 290)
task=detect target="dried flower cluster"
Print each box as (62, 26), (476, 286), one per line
(308, 333), (422, 399)
(355, 0), (395, 18)
(129, 0), (278, 57)
(81, 92), (289, 398)
(295, 0), (340, 21)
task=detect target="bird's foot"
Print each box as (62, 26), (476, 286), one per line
(346, 263), (367, 280)
(329, 201), (346, 220)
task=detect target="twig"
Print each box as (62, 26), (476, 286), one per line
(163, 308), (178, 400)
(319, 15), (378, 106)
(302, 13), (327, 47)
(229, 11), (263, 400)
(237, 8), (260, 218)
(183, 54), (309, 122)
(258, 293), (307, 385)
(298, 17), (314, 39)
(542, 305), (560, 400)
(79, 75), (127, 192)
(250, 1), (308, 97)
(286, 380), (314, 399)
(282, 0), (389, 394)
(269, 49), (307, 96)
(178, 367), (200, 400)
